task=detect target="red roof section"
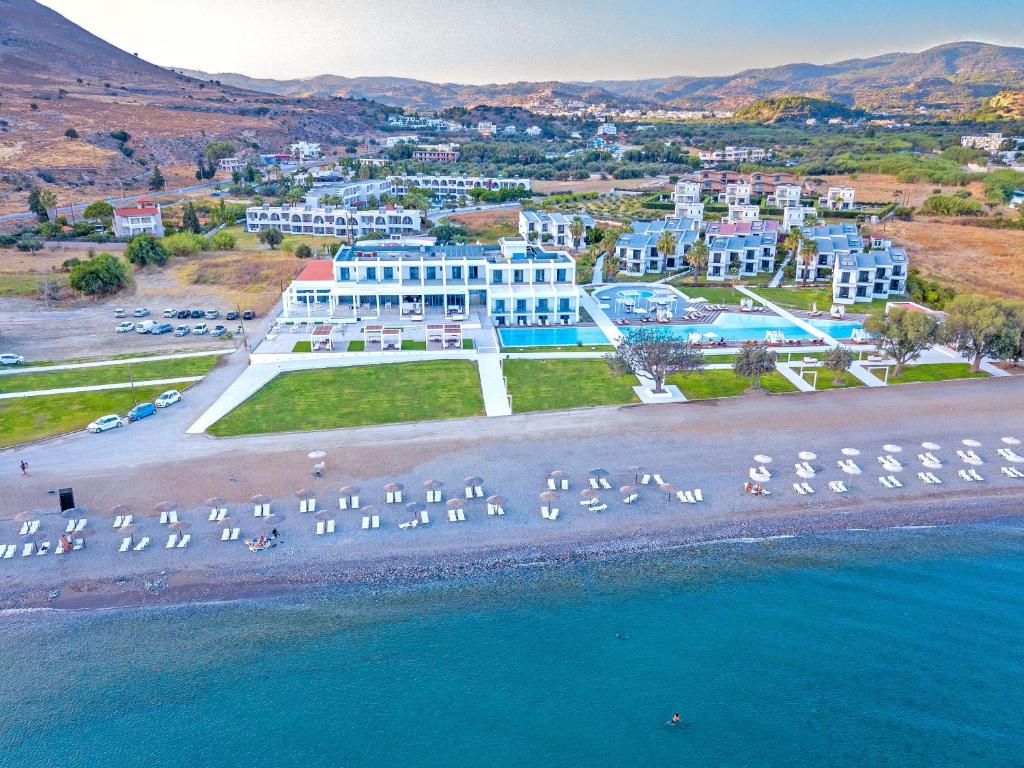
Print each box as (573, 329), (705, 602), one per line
(115, 207), (159, 217)
(296, 260), (334, 281)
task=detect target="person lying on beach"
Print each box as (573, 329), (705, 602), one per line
(744, 482), (753, 494)
(59, 534), (72, 553)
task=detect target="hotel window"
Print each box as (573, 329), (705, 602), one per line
(409, 266), (419, 280)
(558, 298), (571, 312)
(556, 268), (567, 282)
(339, 267), (350, 280)
(426, 267), (437, 281)
(452, 266), (463, 280)
(383, 267), (394, 280)
(365, 267), (376, 281)
(469, 266), (480, 280)
(534, 269), (545, 282)
(515, 299), (527, 313)
(513, 270), (524, 284)
(492, 271), (504, 284)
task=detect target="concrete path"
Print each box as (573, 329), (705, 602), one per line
(478, 355), (512, 417)
(0, 349), (232, 377)
(590, 254), (605, 286)
(774, 363), (816, 392)
(737, 285), (837, 345)
(768, 257), (791, 288)
(579, 289), (624, 346)
(0, 376), (204, 400)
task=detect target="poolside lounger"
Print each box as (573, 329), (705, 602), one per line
(160, 511), (169, 525)
(694, 489), (703, 502)
(386, 492), (396, 504)
(968, 469), (984, 482)
(326, 520), (335, 534)
(623, 494), (638, 504)
(166, 534), (178, 549)
(793, 483), (806, 495)
(427, 490), (442, 503)
(927, 472), (942, 484)
(474, 486), (483, 498)
(371, 516), (380, 528)
(3, 544), (15, 559)
(114, 515), (125, 528)
(580, 498), (596, 507)
(560, 479), (569, 490)
(119, 537), (131, 552)
(300, 499), (309, 513)
(209, 509), (218, 521)
(447, 510), (457, 522)
(169, 511), (178, 524)
(66, 519), (76, 533)
(676, 490), (688, 503)
(230, 528), (240, 540)
(176, 535), (190, 549)
(134, 537), (149, 552)
(486, 503), (496, 515)
(254, 504), (262, 517)
(879, 476), (893, 489)
(653, 474), (665, 485)
(918, 472), (932, 484)
(456, 510), (466, 522)
(599, 478), (612, 490)
(35, 541), (50, 556)
(316, 521), (325, 535)
(465, 486), (473, 499)
(18, 522), (27, 536)
(22, 543), (34, 557)
(420, 511), (430, 525)
(362, 517), (370, 530)
(548, 508), (559, 520)
(221, 528), (231, 541)
(683, 491), (697, 504)
(589, 478), (599, 490)
(548, 478), (556, 490)
(339, 497), (348, 510)
(590, 503), (608, 513)
(218, 508), (228, 520)
(399, 520), (417, 530)
(540, 506), (550, 519)
(640, 474), (651, 485)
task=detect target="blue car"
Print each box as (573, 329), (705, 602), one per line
(128, 402), (156, 422)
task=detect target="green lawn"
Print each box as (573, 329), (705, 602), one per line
(751, 286), (896, 314)
(0, 385), (172, 448)
(504, 359), (639, 413)
(668, 369), (797, 400)
(208, 361), (484, 435)
(889, 363), (990, 384)
(802, 371), (864, 391)
(291, 341), (312, 353)
(0, 273), (67, 298)
(347, 340), (473, 351)
(221, 224), (339, 253)
(0, 355), (222, 394)
(501, 344), (614, 353)
(670, 285), (750, 305)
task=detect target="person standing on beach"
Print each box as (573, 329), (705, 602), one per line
(19, 460), (29, 476)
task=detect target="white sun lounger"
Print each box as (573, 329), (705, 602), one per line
(887, 475), (903, 488)
(448, 510), (459, 523)
(177, 534), (190, 549)
(119, 537), (131, 552)
(548, 508), (559, 520)
(927, 472), (942, 484)
(230, 528), (240, 540)
(540, 506), (550, 519)
(879, 476), (893, 489)
(166, 534), (178, 548)
(1002, 466), (1024, 478)
(35, 541), (50, 556)
(420, 511), (430, 525)
(399, 520), (417, 529)
(385, 492), (396, 504)
(160, 511), (168, 525)
(559, 479), (569, 490)
(694, 489), (703, 502)
(652, 474), (665, 485)
(598, 478), (610, 489)
(221, 528), (231, 541)
(547, 478), (556, 490)
(114, 515), (125, 528)
(316, 521), (325, 535)
(800, 482), (814, 494)
(361, 517), (370, 530)
(464, 486), (473, 499)
(2, 544), (15, 559)
(580, 498), (597, 507)
(918, 472), (932, 484)
(134, 537), (149, 551)
(65, 519), (75, 533)
(793, 483), (807, 495)
(958, 469), (973, 482)
(372, 516), (380, 528)
(22, 543), (34, 557)
(456, 510), (466, 522)
(968, 469), (983, 481)
(589, 478), (599, 489)
(623, 494), (638, 504)
(640, 474), (651, 485)
(589, 503), (607, 512)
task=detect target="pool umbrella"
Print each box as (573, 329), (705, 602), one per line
(60, 506), (86, 520)
(262, 511), (286, 526)
(754, 454), (773, 464)
(798, 451), (817, 461)
(619, 484), (637, 502)
(658, 482), (679, 501)
(308, 450), (326, 460)
(486, 494), (506, 506)
(921, 442), (941, 451)
(841, 448), (860, 457)
(962, 438), (982, 448)
(216, 516), (235, 528)
(549, 469), (567, 480)
(589, 468), (609, 478)
(250, 494), (271, 505)
(205, 497), (225, 509)
(882, 444), (902, 453)
(1002, 437), (1021, 446)
(423, 479), (442, 490)
(580, 488), (599, 501)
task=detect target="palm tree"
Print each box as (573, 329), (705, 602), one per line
(569, 216), (585, 250)
(798, 237), (818, 284)
(783, 229), (802, 281)
(686, 239), (709, 285)
(655, 230), (677, 272)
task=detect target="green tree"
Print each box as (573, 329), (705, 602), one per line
(733, 346), (778, 391)
(149, 165), (165, 191)
(162, 232), (207, 257)
(259, 228), (284, 249)
(294, 243), (313, 259)
(797, 237), (818, 284)
(64, 127), (79, 139)
(27, 187), (56, 223)
(203, 140), (235, 163)
(69, 253), (129, 295)
(655, 230), (677, 270)
(209, 230), (236, 250)
(823, 345), (854, 386)
(125, 234), (169, 267)
(569, 216), (586, 249)
(428, 222), (469, 245)
(181, 201), (202, 234)
(82, 200), (114, 223)
(943, 295), (1024, 372)
(863, 306), (941, 378)
(605, 327), (705, 394)
(686, 239), (709, 285)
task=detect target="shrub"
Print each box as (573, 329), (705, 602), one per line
(64, 127), (79, 139)
(61, 257), (83, 272)
(125, 234), (169, 266)
(294, 243), (313, 259)
(161, 231), (207, 257)
(16, 238), (43, 252)
(209, 230), (236, 250)
(0, 233), (16, 247)
(920, 194), (983, 217)
(69, 253), (129, 295)
(110, 129), (130, 143)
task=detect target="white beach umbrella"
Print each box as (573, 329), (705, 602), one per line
(754, 454), (773, 464)
(308, 450), (326, 460)
(1001, 437), (1021, 446)
(921, 442), (941, 451)
(882, 444), (902, 453)
(798, 451), (817, 461)
(962, 439), (982, 448)
(841, 448), (860, 457)
(841, 462), (861, 489)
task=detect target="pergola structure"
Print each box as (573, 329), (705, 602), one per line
(426, 324), (463, 351)
(364, 324), (383, 351)
(310, 325), (335, 351)
(382, 327), (402, 351)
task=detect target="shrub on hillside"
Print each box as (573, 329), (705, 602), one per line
(161, 231), (208, 257)
(69, 253), (129, 295)
(920, 194), (983, 217)
(209, 230), (236, 251)
(125, 234), (169, 267)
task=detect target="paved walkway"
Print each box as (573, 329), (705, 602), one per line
(579, 289), (624, 346)
(768, 257), (791, 288)
(590, 254), (605, 285)
(736, 285), (837, 345)
(0, 349), (232, 377)
(774, 363), (816, 392)
(478, 355), (512, 416)
(0, 376), (204, 400)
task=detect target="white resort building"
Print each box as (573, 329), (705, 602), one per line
(727, 204), (761, 223)
(819, 186), (855, 211)
(391, 175), (530, 202)
(518, 211), (595, 248)
(672, 180), (705, 222)
(832, 240), (908, 304)
(782, 205), (816, 230)
(246, 193), (423, 239)
(281, 238), (580, 326)
(772, 184), (803, 208)
(614, 218), (700, 277)
(797, 222), (863, 282)
(113, 198), (164, 238)
(719, 182), (752, 206)
(704, 220), (778, 281)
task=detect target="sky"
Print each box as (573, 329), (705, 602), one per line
(40, 0), (1024, 84)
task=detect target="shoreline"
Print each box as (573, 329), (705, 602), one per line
(5, 491), (1020, 615)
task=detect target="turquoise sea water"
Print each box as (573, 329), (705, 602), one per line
(3, 522), (1024, 767)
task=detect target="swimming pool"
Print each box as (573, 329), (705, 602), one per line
(621, 314), (865, 343)
(497, 326), (611, 347)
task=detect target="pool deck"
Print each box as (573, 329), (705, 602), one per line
(735, 285), (838, 346)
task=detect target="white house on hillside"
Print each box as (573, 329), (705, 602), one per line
(819, 187), (855, 211)
(113, 198), (164, 238)
(832, 241), (908, 304)
(727, 204), (760, 224)
(772, 184), (803, 208)
(672, 180), (705, 222)
(518, 210), (595, 248)
(720, 182), (752, 206)
(782, 205), (816, 230)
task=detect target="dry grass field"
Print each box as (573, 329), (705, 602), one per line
(532, 177), (670, 194)
(448, 209), (520, 242)
(815, 174), (990, 207)
(884, 217), (1024, 300)
(173, 249), (304, 313)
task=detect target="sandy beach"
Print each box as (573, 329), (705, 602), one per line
(1, 376), (1022, 611)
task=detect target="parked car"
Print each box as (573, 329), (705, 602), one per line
(193, 323), (208, 335)
(154, 390), (181, 408)
(225, 311), (239, 321)
(115, 322), (135, 333)
(151, 323), (173, 335)
(162, 309), (176, 318)
(87, 414), (125, 433)
(210, 325), (227, 337)
(0, 353), (26, 366)
(114, 308), (126, 318)
(242, 310), (256, 320)
(189, 309), (204, 319)
(176, 309), (190, 320)
(173, 325), (190, 337)
(204, 309), (220, 319)
(135, 320), (157, 334)
(132, 308), (150, 317)
(128, 402), (157, 422)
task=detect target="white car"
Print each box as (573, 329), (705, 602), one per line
(115, 322), (135, 333)
(87, 414), (125, 433)
(132, 308), (150, 318)
(154, 390), (181, 408)
(193, 323), (208, 335)
(173, 325), (190, 337)
(162, 309), (177, 318)
(1, 353), (25, 365)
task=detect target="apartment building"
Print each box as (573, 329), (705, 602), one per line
(597, 123), (618, 136)
(281, 237), (579, 325)
(518, 210), (596, 248)
(782, 205), (816, 230)
(218, 156), (245, 173)
(772, 184), (803, 208)
(614, 218), (700, 277)
(246, 194), (423, 240)
(681, 170), (745, 196)
(672, 180), (705, 222)
(698, 146), (767, 163)
(960, 132), (1004, 153)
(113, 198), (164, 238)
(832, 242), (908, 304)
(290, 141), (322, 160)
(748, 172), (800, 197)
(704, 220), (778, 281)
(727, 204), (761, 223)
(411, 144), (461, 163)
(797, 222), (863, 282)
(391, 174), (530, 202)
(720, 182), (752, 206)
(476, 121), (497, 135)
(819, 187), (855, 211)
(385, 135), (418, 148)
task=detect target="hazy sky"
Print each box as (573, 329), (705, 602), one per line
(41, 0), (1024, 84)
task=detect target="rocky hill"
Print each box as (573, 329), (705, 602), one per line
(0, 0), (384, 200)
(969, 90), (1024, 122)
(732, 96), (861, 124)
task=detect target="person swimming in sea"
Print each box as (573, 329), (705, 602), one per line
(671, 713), (681, 724)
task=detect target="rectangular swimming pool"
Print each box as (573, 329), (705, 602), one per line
(497, 326), (612, 348)
(621, 314), (865, 343)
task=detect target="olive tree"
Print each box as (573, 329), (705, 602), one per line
(863, 307), (941, 378)
(605, 327), (705, 394)
(733, 345), (778, 391)
(943, 295), (1024, 372)
(823, 345), (854, 386)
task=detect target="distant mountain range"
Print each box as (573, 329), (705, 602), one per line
(183, 42), (1024, 115)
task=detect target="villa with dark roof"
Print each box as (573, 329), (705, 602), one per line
(614, 218), (700, 276)
(832, 240), (908, 304)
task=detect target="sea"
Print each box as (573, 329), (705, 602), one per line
(2, 520), (1024, 767)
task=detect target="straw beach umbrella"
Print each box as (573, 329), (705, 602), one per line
(405, 501), (426, 516)
(798, 451), (816, 461)
(840, 448), (860, 457)
(295, 488), (312, 500)
(169, 519), (191, 535)
(250, 494), (271, 505)
(658, 482), (679, 501)
(486, 495), (506, 515)
(60, 505), (86, 520)
(753, 454), (773, 464)
(206, 497), (226, 508)
(579, 488), (599, 501)
(627, 465), (644, 483)
(464, 475), (483, 487)
(962, 438), (982, 448)
(619, 484), (637, 502)
(423, 479), (442, 490)
(383, 482), (404, 493)
(538, 491), (556, 506)
(882, 444), (902, 453)
(314, 509), (335, 522)
(921, 442), (941, 451)
(1002, 437), (1021, 446)
(840, 461), (861, 490)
